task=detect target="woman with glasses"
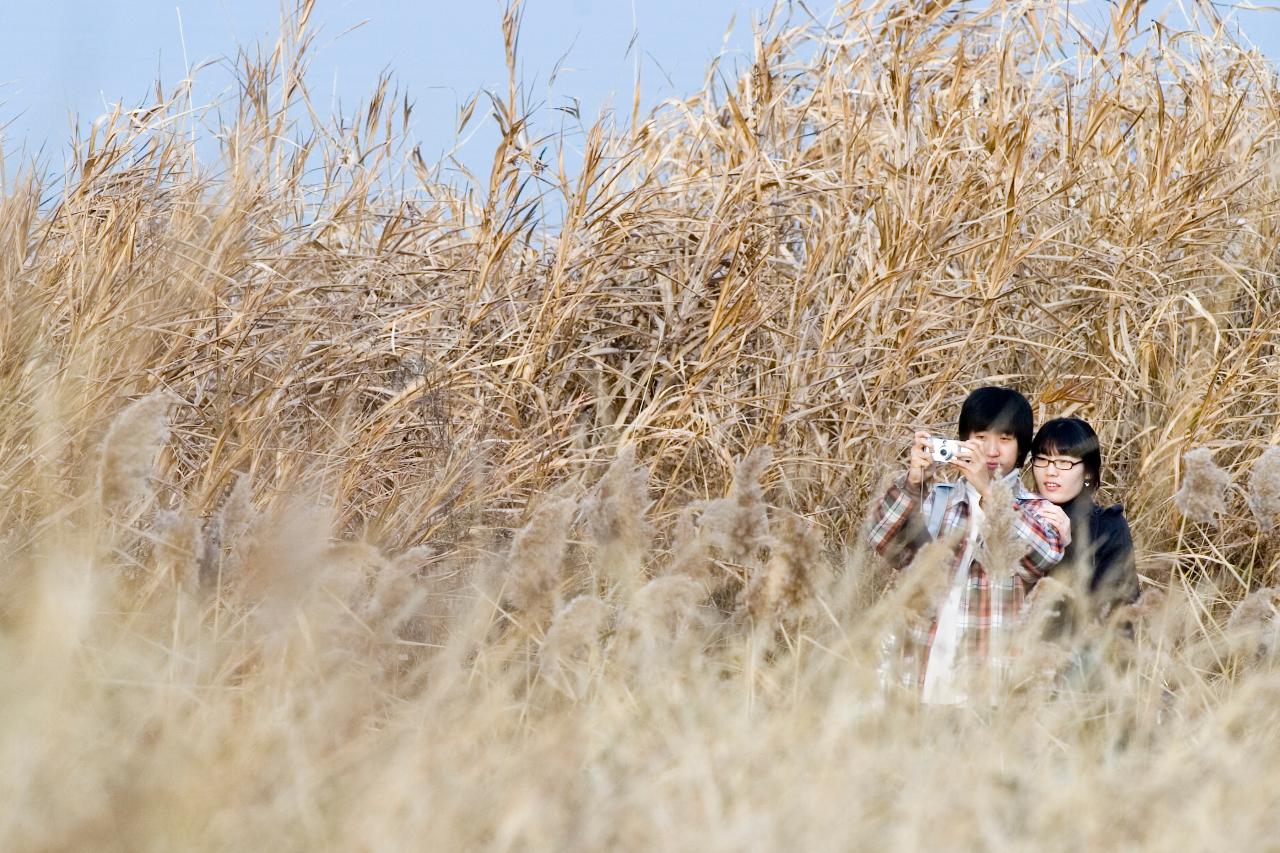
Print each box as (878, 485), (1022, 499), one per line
(1029, 417), (1139, 620)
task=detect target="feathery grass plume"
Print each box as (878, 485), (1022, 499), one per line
(1173, 447), (1230, 526)
(1021, 575), (1079, 645)
(240, 494), (336, 634)
(505, 497), (577, 630)
(1089, 603), (1142, 675)
(696, 447), (773, 564)
(896, 530), (965, 616)
(539, 594), (611, 700)
(198, 472), (258, 590)
(1246, 447), (1280, 531)
(1008, 583), (1076, 696)
(96, 392), (170, 512)
(834, 544), (892, 621)
(870, 530), (962, 692)
(1223, 587), (1280, 665)
(357, 544), (436, 642)
(1133, 586), (1166, 622)
(738, 510), (823, 625)
(326, 541), (430, 668)
(219, 472), (257, 546)
(391, 545), (438, 576)
(580, 444), (653, 592)
(977, 478), (1024, 585)
(610, 575), (708, 675)
(395, 550), (470, 651)
(667, 507), (712, 585)
(150, 509), (201, 593)
(322, 542), (389, 607)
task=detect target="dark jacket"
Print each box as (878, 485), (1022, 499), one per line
(1052, 498), (1139, 616)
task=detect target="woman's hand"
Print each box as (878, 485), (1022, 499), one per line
(1039, 503), (1072, 546)
(907, 430), (935, 486)
(948, 439), (993, 498)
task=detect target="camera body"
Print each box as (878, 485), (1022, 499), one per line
(930, 437), (963, 464)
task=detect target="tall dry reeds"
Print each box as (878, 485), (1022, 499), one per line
(2, 0), (1280, 848)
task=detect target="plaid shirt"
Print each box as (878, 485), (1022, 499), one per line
(867, 471), (1065, 694)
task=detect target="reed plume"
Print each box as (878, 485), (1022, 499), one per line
(739, 510), (823, 625)
(1247, 447), (1280, 531)
(610, 575), (708, 675)
(506, 498), (577, 630)
(581, 445), (652, 592)
(977, 478), (1024, 585)
(150, 508), (201, 592)
(539, 594), (611, 700)
(95, 392), (170, 512)
(1173, 448), (1230, 526)
(696, 448), (773, 565)
(1224, 587), (1280, 666)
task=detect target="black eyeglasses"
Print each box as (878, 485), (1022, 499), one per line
(1031, 456), (1084, 471)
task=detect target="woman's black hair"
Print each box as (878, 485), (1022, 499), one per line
(957, 386), (1035, 466)
(1030, 417), (1102, 492)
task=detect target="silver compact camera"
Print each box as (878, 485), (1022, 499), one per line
(930, 437), (963, 463)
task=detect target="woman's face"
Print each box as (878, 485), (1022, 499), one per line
(1032, 450), (1087, 504)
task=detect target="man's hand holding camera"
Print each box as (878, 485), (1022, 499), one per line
(907, 432), (989, 494)
(947, 438), (995, 498)
(907, 430), (936, 487)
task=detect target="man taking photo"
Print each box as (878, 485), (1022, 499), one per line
(867, 386), (1069, 704)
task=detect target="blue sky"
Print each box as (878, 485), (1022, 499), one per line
(2, 1), (1277, 182)
(0, 0), (759, 180)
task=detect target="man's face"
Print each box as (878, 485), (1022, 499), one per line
(963, 429), (1020, 479)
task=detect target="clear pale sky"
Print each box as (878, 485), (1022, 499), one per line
(2, 1), (1277, 181)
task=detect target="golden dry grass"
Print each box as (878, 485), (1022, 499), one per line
(3, 0), (1280, 848)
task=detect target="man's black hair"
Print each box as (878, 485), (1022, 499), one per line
(1031, 417), (1102, 493)
(957, 386), (1035, 466)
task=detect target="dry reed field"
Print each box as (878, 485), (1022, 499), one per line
(4, 0), (1280, 848)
